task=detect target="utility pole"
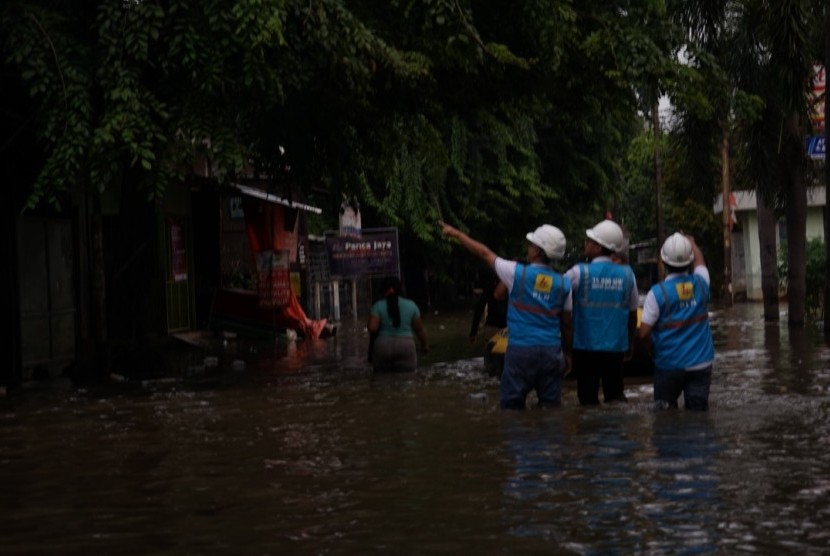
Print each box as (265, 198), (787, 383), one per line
(721, 124), (733, 307)
(653, 100), (665, 280)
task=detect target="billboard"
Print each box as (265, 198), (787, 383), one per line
(812, 63), (825, 133)
(325, 228), (399, 278)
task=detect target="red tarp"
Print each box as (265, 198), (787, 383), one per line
(233, 197), (327, 339)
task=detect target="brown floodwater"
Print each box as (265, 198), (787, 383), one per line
(2, 303), (829, 554)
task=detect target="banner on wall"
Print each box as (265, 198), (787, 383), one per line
(255, 249), (291, 307)
(170, 219), (188, 282)
(325, 228), (399, 278)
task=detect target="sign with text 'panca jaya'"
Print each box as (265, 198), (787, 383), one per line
(325, 228), (399, 278)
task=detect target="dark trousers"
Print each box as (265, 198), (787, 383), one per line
(653, 366), (712, 410)
(573, 349), (627, 405)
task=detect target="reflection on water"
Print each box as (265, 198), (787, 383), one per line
(1, 304), (830, 554)
(500, 410), (724, 554)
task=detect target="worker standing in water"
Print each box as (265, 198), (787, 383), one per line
(639, 233), (714, 410)
(440, 221), (572, 410)
(565, 219), (638, 405)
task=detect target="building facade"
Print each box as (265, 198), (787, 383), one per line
(714, 187), (826, 300)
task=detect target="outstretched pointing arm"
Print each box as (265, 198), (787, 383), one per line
(439, 221), (498, 268)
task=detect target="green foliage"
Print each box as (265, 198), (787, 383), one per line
(778, 238), (826, 319)
(3, 0), (686, 280)
(618, 126), (665, 242)
(669, 0), (821, 318)
(2, 0), (289, 208)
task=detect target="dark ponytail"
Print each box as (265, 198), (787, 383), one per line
(382, 276), (402, 328)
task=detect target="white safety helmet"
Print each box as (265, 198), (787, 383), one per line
(526, 225), (566, 260)
(586, 220), (624, 252)
(661, 232), (694, 267)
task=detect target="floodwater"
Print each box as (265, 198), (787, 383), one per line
(2, 303), (830, 555)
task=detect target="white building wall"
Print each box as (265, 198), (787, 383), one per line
(716, 187), (825, 301)
(741, 210), (764, 300)
(806, 209), (825, 240)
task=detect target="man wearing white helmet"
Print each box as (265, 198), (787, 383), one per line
(439, 221), (572, 409)
(639, 233), (714, 410)
(565, 219), (639, 405)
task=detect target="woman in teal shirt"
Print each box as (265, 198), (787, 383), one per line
(367, 276), (429, 372)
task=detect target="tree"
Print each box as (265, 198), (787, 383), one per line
(3, 0), (687, 376)
(666, 0), (767, 305)
(668, 0), (821, 323)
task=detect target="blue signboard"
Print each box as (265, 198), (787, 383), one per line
(325, 228), (399, 278)
(806, 135), (825, 160)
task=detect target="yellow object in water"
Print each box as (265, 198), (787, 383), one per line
(487, 328), (509, 355)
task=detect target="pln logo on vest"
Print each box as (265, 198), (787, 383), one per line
(675, 282), (694, 301)
(534, 274), (552, 293)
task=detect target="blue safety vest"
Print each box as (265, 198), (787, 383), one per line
(507, 263), (569, 348)
(649, 274), (714, 371)
(572, 262), (634, 352)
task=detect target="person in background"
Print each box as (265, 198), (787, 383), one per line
(469, 272), (508, 346)
(639, 233), (714, 410)
(565, 219), (638, 405)
(367, 276), (429, 372)
(611, 236), (630, 265)
(440, 220), (572, 410)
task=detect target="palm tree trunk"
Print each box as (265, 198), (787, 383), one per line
(784, 112), (807, 326)
(757, 190), (779, 321)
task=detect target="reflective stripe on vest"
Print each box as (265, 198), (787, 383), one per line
(650, 275), (714, 370)
(655, 282), (708, 331)
(572, 262), (632, 351)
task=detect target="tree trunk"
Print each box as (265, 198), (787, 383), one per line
(69, 186), (108, 382)
(784, 113), (806, 326)
(757, 190), (779, 321)
(109, 170), (159, 343)
(3, 180), (21, 388)
(721, 123), (733, 306)
(92, 203), (107, 346)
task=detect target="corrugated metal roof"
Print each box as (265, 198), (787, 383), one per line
(231, 183), (322, 214)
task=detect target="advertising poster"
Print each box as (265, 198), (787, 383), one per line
(255, 250), (291, 307)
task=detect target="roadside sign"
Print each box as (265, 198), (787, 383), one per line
(812, 64), (825, 133)
(325, 228), (400, 278)
(806, 135), (825, 160)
